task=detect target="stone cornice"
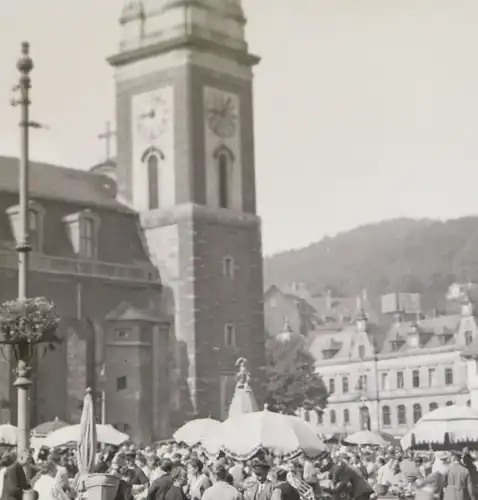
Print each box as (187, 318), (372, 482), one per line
(140, 203), (261, 230)
(108, 34), (260, 69)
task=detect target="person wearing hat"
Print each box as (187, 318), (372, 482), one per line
(147, 459), (174, 500)
(271, 468), (300, 500)
(443, 450), (474, 500)
(186, 458), (211, 500)
(462, 449), (478, 499)
(243, 460), (274, 500)
(202, 461), (241, 500)
(318, 450), (373, 500)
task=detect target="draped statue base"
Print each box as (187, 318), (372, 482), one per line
(80, 474), (120, 500)
(228, 384), (258, 418)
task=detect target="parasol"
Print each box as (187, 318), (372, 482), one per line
(173, 418), (221, 447)
(77, 388), (97, 475)
(43, 423), (129, 448)
(344, 430), (389, 446)
(0, 424), (17, 446)
(401, 405), (478, 450)
(32, 417), (69, 437)
(202, 405), (327, 460)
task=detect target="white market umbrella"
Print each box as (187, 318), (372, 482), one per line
(32, 417), (69, 437)
(173, 418), (221, 447)
(344, 430), (389, 447)
(43, 423), (129, 448)
(0, 424), (17, 446)
(202, 406), (327, 460)
(401, 405), (478, 450)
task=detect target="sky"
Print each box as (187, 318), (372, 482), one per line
(1, 0), (478, 255)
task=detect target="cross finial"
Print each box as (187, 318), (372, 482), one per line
(98, 121), (116, 161)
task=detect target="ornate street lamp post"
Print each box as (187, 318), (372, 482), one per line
(0, 43), (59, 470)
(14, 41), (33, 460)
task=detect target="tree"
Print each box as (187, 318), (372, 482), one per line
(264, 334), (328, 415)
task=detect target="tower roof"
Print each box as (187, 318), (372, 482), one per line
(115, 0), (250, 58)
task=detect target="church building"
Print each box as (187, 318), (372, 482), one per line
(0, 0), (265, 442)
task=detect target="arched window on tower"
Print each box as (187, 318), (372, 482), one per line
(147, 154), (160, 210)
(215, 147), (234, 209)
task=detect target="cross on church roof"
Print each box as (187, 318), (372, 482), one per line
(98, 121), (116, 161)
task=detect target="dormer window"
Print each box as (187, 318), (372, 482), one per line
(63, 210), (100, 259)
(465, 330), (473, 345)
(6, 200), (45, 253)
(358, 345), (365, 359)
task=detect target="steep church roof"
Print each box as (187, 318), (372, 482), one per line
(0, 156), (129, 213)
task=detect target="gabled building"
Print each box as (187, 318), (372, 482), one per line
(309, 294), (478, 436)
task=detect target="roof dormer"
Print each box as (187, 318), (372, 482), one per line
(6, 200), (46, 253)
(63, 209), (100, 259)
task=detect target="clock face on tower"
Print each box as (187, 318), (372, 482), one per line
(135, 92), (170, 142)
(206, 89), (238, 139)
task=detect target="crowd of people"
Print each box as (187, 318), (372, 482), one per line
(0, 441), (477, 500)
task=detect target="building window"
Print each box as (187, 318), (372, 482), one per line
(467, 400), (471, 407)
(357, 374), (368, 391)
(80, 217), (95, 259)
(147, 154), (160, 210)
(412, 369), (420, 388)
(397, 404), (407, 425)
(317, 411), (323, 425)
(217, 152), (232, 209)
(445, 368), (454, 385)
(224, 324), (236, 348)
(360, 406), (370, 430)
(429, 402), (438, 412)
(428, 368), (435, 387)
(116, 329), (130, 339)
(465, 331), (473, 345)
(330, 410), (336, 425)
(382, 405), (391, 427)
(342, 376), (349, 393)
(63, 210), (99, 259)
(446, 400), (453, 406)
(328, 378), (335, 394)
(116, 376), (127, 391)
(343, 409), (350, 424)
(222, 257), (235, 279)
(381, 373), (388, 390)
(358, 345), (365, 359)
(413, 403), (422, 423)
(397, 371), (404, 389)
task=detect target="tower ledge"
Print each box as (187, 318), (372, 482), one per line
(108, 34), (260, 68)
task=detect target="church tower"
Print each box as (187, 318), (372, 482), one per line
(108, 0), (265, 422)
